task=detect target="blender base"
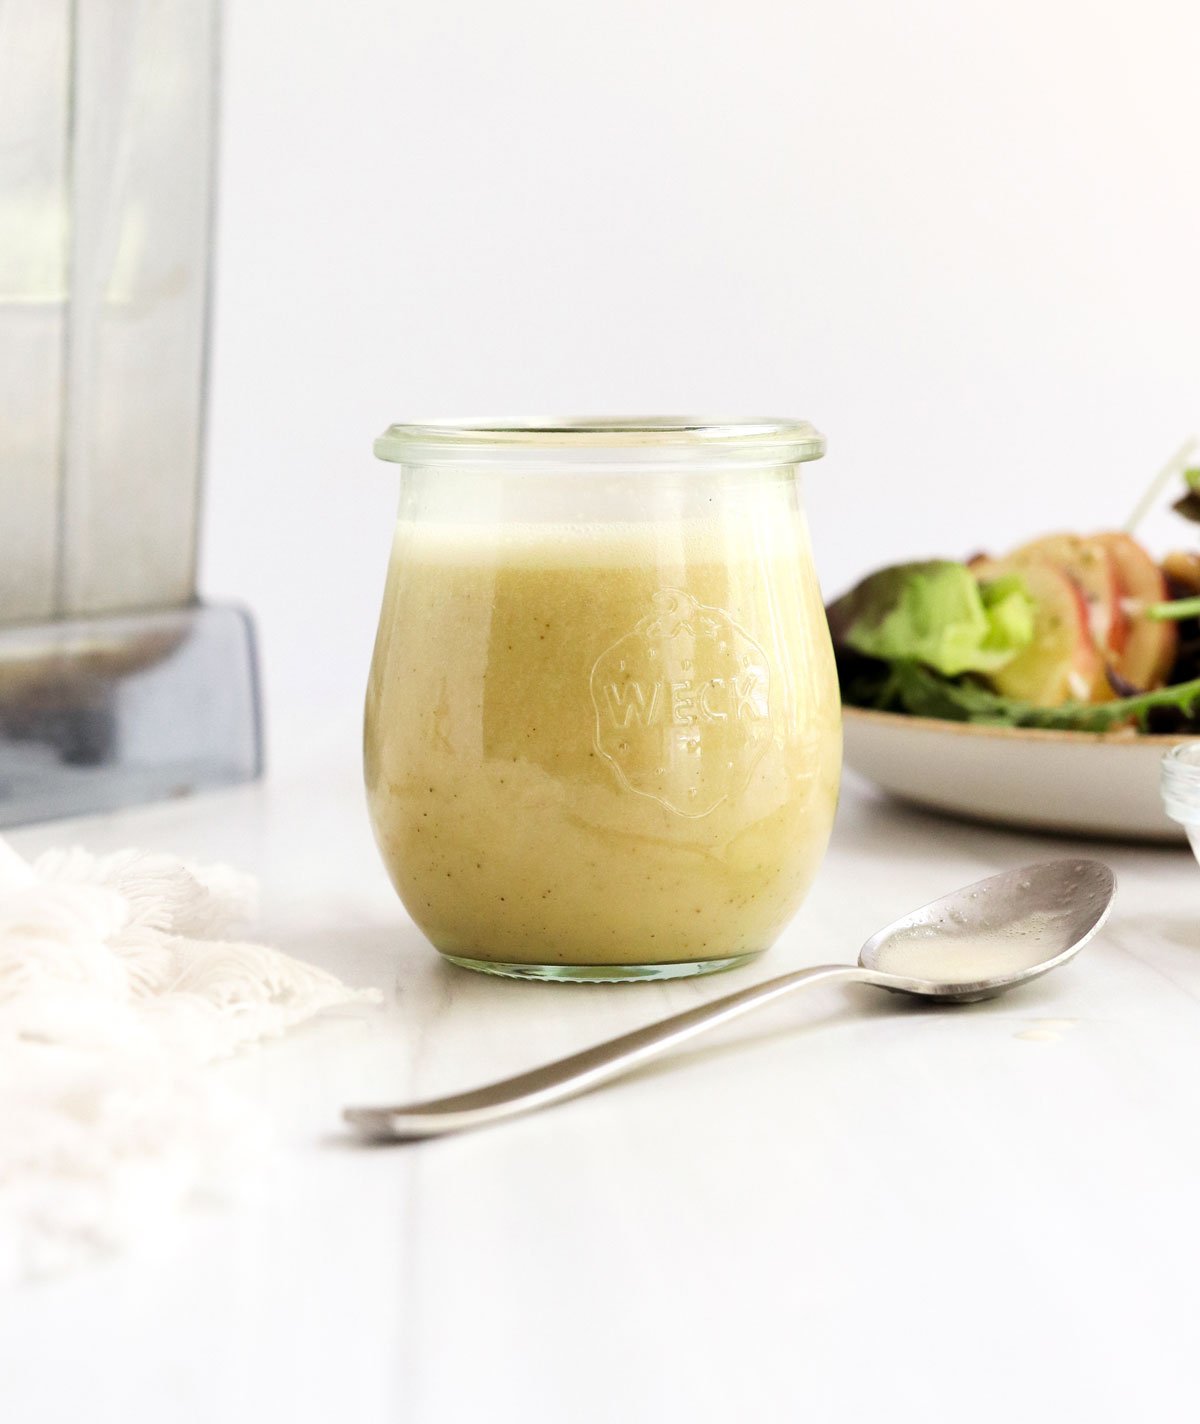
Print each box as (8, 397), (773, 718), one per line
(0, 603), (262, 828)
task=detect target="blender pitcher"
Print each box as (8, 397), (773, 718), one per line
(0, 0), (260, 825)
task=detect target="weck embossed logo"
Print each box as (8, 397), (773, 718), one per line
(589, 589), (772, 817)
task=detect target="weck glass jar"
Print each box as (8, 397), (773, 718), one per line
(365, 418), (841, 981)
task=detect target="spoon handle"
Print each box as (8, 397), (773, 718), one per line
(344, 963), (868, 1141)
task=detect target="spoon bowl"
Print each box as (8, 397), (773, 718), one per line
(859, 858), (1117, 1002)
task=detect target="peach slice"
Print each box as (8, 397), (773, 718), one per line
(1008, 534), (1126, 656)
(974, 558), (1100, 706)
(1094, 531), (1177, 692)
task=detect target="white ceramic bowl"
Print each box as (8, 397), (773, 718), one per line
(843, 706), (1192, 842)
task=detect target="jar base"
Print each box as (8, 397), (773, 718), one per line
(440, 952), (762, 983)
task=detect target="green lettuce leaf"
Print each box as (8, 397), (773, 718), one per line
(861, 660), (1200, 731)
(826, 561), (1034, 677)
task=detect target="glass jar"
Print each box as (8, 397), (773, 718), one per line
(365, 418), (841, 981)
(1162, 743), (1200, 862)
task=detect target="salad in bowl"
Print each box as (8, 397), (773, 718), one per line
(829, 459), (1200, 838)
(831, 533), (1200, 731)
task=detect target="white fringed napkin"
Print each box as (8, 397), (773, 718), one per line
(0, 837), (380, 1281)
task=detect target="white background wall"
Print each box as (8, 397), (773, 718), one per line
(201, 0), (1200, 766)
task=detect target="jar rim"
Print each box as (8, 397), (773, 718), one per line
(374, 416), (826, 466)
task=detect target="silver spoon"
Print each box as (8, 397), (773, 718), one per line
(344, 858), (1114, 1143)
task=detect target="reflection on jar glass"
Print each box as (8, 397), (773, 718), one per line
(365, 418), (842, 981)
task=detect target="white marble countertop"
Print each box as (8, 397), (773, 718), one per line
(7, 748), (1200, 1423)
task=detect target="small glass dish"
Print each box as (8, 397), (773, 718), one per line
(1161, 743), (1200, 858)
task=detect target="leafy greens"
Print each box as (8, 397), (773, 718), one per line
(851, 659), (1200, 732)
(826, 561), (1034, 676)
(830, 559), (1200, 732)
